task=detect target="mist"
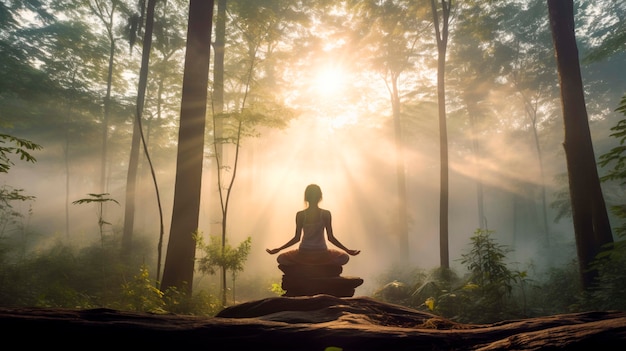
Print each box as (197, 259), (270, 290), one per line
(5, 92), (588, 297)
(2, 0), (626, 314)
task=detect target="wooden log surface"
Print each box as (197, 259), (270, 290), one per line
(1, 295), (625, 350)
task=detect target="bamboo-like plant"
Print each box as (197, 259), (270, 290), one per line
(72, 193), (119, 246)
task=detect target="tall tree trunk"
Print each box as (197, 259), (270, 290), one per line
(122, 118), (141, 257)
(122, 0), (157, 259)
(547, 0), (613, 290)
(101, 36), (113, 196)
(431, 0), (451, 269)
(213, 0), (227, 304)
(63, 69), (80, 239)
(161, 0), (214, 295)
(64, 92), (74, 239)
(86, 0), (118, 228)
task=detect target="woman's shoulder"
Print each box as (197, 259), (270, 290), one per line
(320, 208), (332, 218)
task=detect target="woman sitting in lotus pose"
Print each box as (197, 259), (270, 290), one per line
(266, 184), (360, 265)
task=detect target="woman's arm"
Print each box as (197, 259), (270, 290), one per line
(266, 211), (304, 254)
(324, 210), (361, 256)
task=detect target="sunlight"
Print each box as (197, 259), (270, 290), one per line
(312, 65), (349, 98)
(329, 110), (358, 130)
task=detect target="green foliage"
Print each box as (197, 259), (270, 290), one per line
(599, 95), (626, 184)
(196, 234), (252, 305)
(0, 232), (224, 315)
(1, 242), (98, 308)
(461, 229), (519, 295)
(0, 133), (42, 174)
(370, 233), (626, 323)
(599, 94), (626, 236)
(373, 230), (531, 323)
(0, 185), (35, 238)
(453, 229), (527, 323)
(269, 282), (285, 296)
(373, 280), (411, 305)
(372, 264), (428, 307)
(72, 193), (120, 206)
(0, 133), (39, 238)
(118, 265), (165, 313)
(525, 260), (582, 315)
(586, 239), (626, 311)
(579, 94), (626, 310)
(372, 265), (462, 313)
(196, 234), (252, 277)
(162, 285), (221, 316)
(410, 267), (463, 317)
(581, 3), (626, 65)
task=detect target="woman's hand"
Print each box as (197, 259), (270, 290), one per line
(346, 249), (361, 256)
(266, 248), (280, 255)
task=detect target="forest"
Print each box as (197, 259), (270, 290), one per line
(1, 0), (625, 324)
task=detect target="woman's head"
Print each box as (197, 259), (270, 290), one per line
(304, 184), (323, 205)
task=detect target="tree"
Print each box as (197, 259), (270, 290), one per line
(346, 0), (430, 265)
(546, 0), (613, 290)
(128, 0), (188, 281)
(507, 1), (560, 247)
(451, 1), (558, 240)
(590, 95), (626, 310)
(0, 134), (41, 174)
(369, 1), (420, 265)
(0, 134), (40, 238)
(459, 229), (525, 323)
(431, 0), (452, 269)
(209, 0), (227, 242)
(209, 0), (294, 305)
(160, 0), (215, 295)
(15, 7), (111, 239)
(196, 234), (251, 304)
(87, 0), (125, 195)
(121, 0), (160, 263)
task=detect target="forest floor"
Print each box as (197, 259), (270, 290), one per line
(1, 294), (625, 350)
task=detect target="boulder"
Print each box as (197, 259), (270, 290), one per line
(278, 262), (363, 297)
(282, 275), (364, 297)
(278, 264), (342, 277)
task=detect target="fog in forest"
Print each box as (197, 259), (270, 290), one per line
(7, 86), (616, 296)
(2, 0), (626, 309)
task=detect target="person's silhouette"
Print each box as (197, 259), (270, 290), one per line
(266, 184), (360, 265)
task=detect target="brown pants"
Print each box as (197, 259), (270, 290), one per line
(277, 249), (349, 266)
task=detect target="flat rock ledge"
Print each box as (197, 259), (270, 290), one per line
(1, 294), (625, 350)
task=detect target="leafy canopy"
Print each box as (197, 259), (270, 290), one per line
(0, 133), (42, 174)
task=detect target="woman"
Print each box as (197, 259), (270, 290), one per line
(266, 184), (360, 265)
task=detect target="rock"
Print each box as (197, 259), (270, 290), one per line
(282, 275), (364, 297)
(278, 264), (343, 277)
(278, 262), (363, 297)
(1, 295), (625, 350)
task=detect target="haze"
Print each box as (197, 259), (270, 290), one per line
(2, 0), (625, 301)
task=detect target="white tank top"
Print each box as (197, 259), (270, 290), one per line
(299, 210), (328, 250)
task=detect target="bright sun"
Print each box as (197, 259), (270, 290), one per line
(312, 65), (348, 97)
(306, 63), (362, 130)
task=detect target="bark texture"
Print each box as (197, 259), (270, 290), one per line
(1, 295), (625, 350)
